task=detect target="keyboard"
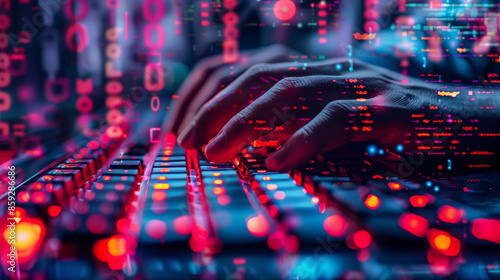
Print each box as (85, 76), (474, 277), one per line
(1, 135), (500, 279)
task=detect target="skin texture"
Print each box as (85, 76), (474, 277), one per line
(166, 45), (499, 172)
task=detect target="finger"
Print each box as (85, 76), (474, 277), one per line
(204, 76), (338, 162)
(265, 97), (403, 172)
(165, 45), (300, 135)
(163, 57), (222, 134)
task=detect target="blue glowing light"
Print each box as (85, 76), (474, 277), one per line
(336, 64), (342, 71)
(396, 144), (404, 153)
(434, 186), (440, 192)
(367, 144), (377, 156)
(378, 149), (385, 156)
(426, 181), (432, 187)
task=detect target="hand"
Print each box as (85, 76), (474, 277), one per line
(177, 58), (440, 172)
(164, 44), (301, 135)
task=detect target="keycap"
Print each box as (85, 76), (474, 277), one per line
(56, 163), (92, 181)
(46, 169), (85, 188)
(110, 160), (144, 174)
(37, 174), (77, 196)
(65, 158), (97, 174)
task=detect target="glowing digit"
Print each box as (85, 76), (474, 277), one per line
(144, 64), (164, 91)
(65, 23), (88, 52)
(64, 0), (89, 21)
(143, 0), (165, 21)
(144, 23), (165, 50)
(151, 95), (160, 111)
(0, 91), (11, 111)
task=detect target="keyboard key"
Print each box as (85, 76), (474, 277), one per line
(110, 160), (144, 174)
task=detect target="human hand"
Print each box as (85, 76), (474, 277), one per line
(164, 44), (301, 135)
(177, 58), (438, 172)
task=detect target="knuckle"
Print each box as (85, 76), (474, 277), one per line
(277, 77), (304, 90)
(230, 111), (248, 126)
(325, 100), (350, 114)
(295, 126), (319, 150)
(247, 63), (270, 76)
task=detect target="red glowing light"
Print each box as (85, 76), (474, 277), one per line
(353, 230), (371, 248)
(274, 0), (296, 21)
(323, 214), (346, 237)
(471, 218), (500, 243)
(267, 231), (285, 250)
(246, 215), (270, 237)
(437, 205), (462, 224)
(173, 215), (192, 235)
(284, 234), (300, 253)
(398, 213), (429, 237)
(86, 214), (108, 234)
(409, 195), (429, 207)
(154, 183), (170, 189)
(48, 205), (62, 217)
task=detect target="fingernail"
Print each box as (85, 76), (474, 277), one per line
(206, 132), (226, 161)
(266, 148), (287, 171)
(178, 123), (195, 147)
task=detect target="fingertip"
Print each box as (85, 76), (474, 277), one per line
(177, 123), (197, 149)
(265, 148), (289, 172)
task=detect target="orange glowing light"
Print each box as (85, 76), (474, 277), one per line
(93, 238), (109, 262)
(32, 191), (46, 204)
(212, 187), (226, 195)
(262, 176), (271, 181)
(107, 235), (126, 256)
(427, 229), (461, 256)
(157, 176), (167, 180)
(246, 215), (270, 237)
(364, 194), (380, 210)
(152, 191), (167, 201)
(212, 172), (221, 177)
(213, 179), (224, 185)
(18, 191), (30, 203)
(48, 205), (62, 217)
(154, 183), (170, 189)
(4, 218), (45, 263)
(266, 184), (278, 191)
(387, 182), (402, 190)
